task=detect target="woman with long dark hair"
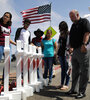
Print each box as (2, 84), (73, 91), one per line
(0, 12), (16, 60)
(0, 12), (16, 83)
(56, 21), (70, 90)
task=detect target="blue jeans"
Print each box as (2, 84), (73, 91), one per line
(59, 56), (70, 86)
(0, 45), (12, 61)
(0, 46), (4, 60)
(37, 68), (39, 79)
(43, 57), (53, 81)
(0, 45), (11, 83)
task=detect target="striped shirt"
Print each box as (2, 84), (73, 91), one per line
(0, 23), (11, 46)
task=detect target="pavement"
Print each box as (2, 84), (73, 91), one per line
(27, 51), (90, 100)
(0, 57), (90, 100)
(27, 65), (90, 100)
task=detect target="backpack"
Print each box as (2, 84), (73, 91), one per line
(14, 27), (31, 44)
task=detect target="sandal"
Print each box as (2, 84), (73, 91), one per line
(56, 85), (63, 89)
(60, 85), (69, 90)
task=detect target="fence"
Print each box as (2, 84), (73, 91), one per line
(0, 36), (48, 100)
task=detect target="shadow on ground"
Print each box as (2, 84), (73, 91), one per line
(34, 85), (75, 100)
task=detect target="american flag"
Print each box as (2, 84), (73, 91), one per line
(21, 4), (51, 24)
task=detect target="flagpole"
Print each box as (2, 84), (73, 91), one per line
(50, 3), (52, 30)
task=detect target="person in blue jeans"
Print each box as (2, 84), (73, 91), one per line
(56, 21), (70, 90)
(41, 29), (57, 84)
(0, 12), (16, 84)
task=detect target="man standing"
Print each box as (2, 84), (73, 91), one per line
(15, 19), (31, 47)
(67, 10), (90, 99)
(14, 19), (31, 80)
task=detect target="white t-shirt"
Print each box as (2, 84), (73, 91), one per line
(19, 28), (30, 48)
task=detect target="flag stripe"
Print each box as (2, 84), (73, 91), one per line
(23, 14), (51, 19)
(21, 7), (38, 13)
(31, 20), (50, 24)
(21, 4), (51, 24)
(23, 19), (50, 24)
(23, 17), (50, 22)
(21, 9), (38, 15)
(22, 12), (38, 17)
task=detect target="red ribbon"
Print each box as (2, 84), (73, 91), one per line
(42, 59), (44, 68)
(33, 59), (35, 69)
(28, 58), (30, 70)
(37, 58), (39, 68)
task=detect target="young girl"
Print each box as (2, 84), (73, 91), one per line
(56, 21), (71, 90)
(0, 12), (16, 84)
(0, 12), (16, 60)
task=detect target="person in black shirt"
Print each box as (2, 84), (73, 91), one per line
(66, 9), (90, 99)
(56, 21), (70, 90)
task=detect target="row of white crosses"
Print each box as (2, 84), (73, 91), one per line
(0, 36), (48, 100)
(0, 36), (21, 100)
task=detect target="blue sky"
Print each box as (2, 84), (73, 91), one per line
(0, 0), (90, 53)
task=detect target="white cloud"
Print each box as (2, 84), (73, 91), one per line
(83, 14), (90, 18)
(0, 0), (21, 28)
(83, 14), (90, 22)
(51, 11), (62, 25)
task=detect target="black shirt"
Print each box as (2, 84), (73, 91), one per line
(69, 18), (90, 49)
(57, 36), (67, 56)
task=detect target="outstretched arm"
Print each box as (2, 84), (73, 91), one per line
(10, 39), (16, 45)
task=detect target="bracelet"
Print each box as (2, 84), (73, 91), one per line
(82, 42), (87, 46)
